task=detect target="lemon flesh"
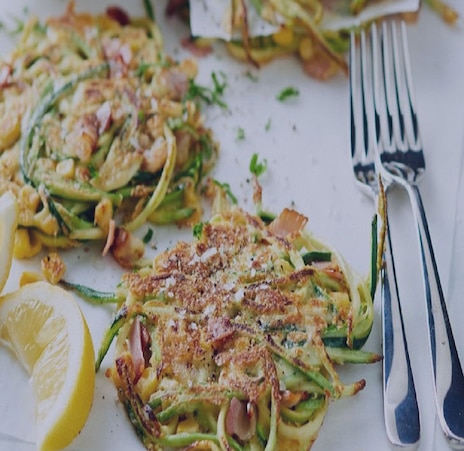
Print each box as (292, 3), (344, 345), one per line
(0, 191), (19, 293)
(0, 281), (95, 451)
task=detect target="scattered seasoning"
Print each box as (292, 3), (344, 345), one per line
(276, 86), (299, 101)
(236, 127), (245, 140)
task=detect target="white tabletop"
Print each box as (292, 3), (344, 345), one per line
(0, 1), (463, 450)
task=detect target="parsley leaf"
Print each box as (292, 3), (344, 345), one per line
(249, 153), (267, 177)
(276, 86), (299, 101)
(236, 127), (245, 140)
(193, 222), (204, 239)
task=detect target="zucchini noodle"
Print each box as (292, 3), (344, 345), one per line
(99, 191), (382, 450)
(0, 2), (218, 260)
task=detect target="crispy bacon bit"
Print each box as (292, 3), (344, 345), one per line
(0, 64), (12, 87)
(103, 38), (133, 67)
(106, 6), (130, 26)
(95, 101), (112, 134)
(225, 398), (257, 441)
(128, 317), (152, 383)
(110, 227), (145, 268)
(268, 208), (308, 239)
(102, 218), (116, 256)
(207, 316), (235, 346)
(302, 52), (340, 81)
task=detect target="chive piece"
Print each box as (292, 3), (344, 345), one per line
(143, 228), (154, 244)
(302, 251), (332, 265)
(276, 86), (299, 101)
(143, 0), (155, 21)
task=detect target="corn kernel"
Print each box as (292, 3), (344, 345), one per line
(13, 228), (42, 259)
(136, 367), (159, 404)
(94, 197), (113, 234)
(0, 112), (21, 152)
(176, 416), (199, 434)
(33, 209), (60, 236)
(56, 158), (75, 179)
(272, 27), (294, 47)
(298, 37), (315, 62)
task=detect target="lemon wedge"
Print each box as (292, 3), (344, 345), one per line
(0, 281), (95, 451)
(0, 191), (19, 293)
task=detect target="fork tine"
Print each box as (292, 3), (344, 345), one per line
(350, 28), (377, 187)
(378, 21), (421, 152)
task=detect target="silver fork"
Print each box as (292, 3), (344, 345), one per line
(373, 20), (464, 447)
(349, 26), (420, 449)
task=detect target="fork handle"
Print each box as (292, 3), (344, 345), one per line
(406, 183), (464, 447)
(382, 224), (421, 449)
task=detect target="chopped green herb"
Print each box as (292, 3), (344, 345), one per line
(135, 61), (152, 77)
(136, 55), (170, 77)
(276, 86), (299, 101)
(213, 180), (238, 204)
(143, 0), (156, 21)
(249, 153), (267, 177)
(265, 118), (272, 131)
(193, 222), (204, 239)
(259, 211), (276, 224)
(302, 251), (332, 265)
(88, 163), (98, 179)
(143, 228), (154, 244)
(184, 71), (228, 109)
(236, 127), (245, 141)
